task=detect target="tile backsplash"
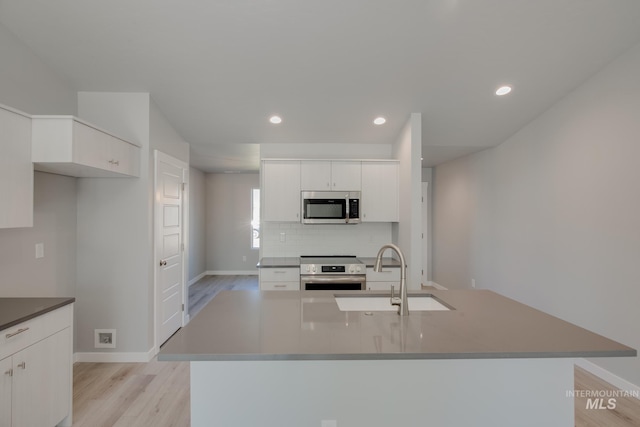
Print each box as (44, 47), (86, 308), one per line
(262, 222), (393, 257)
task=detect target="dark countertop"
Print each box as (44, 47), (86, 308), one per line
(358, 257), (402, 268)
(0, 297), (75, 332)
(257, 257), (401, 268)
(256, 257), (300, 268)
(159, 289), (636, 362)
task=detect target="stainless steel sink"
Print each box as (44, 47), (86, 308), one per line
(334, 294), (451, 312)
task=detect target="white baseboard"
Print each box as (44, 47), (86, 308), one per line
(74, 347), (156, 363)
(575, 359), (640, 399)
(188, 271), (207, 287)
(428, 281), (448, 290)
(205, 270), (258, 276)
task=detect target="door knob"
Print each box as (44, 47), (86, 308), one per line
(160, 260), (167, 266)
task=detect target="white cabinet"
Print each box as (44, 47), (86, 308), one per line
(1, 304), (73, 427)
(0, 104), (33, 229)
(366, 267), (401, 291)
(361, 161), (399, 222)
(262, 160), (301, 222)
(259, 268), (300, 290)
(32, 116), (140, 178)
(300, 160), (361, 191)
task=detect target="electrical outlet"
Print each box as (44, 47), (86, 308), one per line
(95, 329), (116, 348)
(471, 278), (476, 288)
(242, 255), (247, 262)
(321, 421), (337, 427)
(35, 243), (44, 259)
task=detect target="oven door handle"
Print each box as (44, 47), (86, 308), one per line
(300, 275), (365, 283)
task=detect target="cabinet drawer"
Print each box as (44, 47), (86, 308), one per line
(260, 268), (300, 282)
(0, 316), (44, 361)
(41, 304), (73, 337)
(261, 282), (300, 291)
(366, 268), (401, 282)
(0, 305), (72, 361)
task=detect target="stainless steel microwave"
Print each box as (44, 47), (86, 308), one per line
(301, 191), (361, 224)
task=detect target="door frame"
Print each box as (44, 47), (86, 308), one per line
(153, 150), (189, 354)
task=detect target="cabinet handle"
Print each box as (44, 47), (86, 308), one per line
(274, 270), (287, 274)
(4, 369), (12, 377)
(17, 362), (26, 370)
(273, 284), (287, 288)
(113, 160), (120, 166)
(5, 327), (29, 339)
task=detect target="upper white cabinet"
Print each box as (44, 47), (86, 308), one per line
(301, 160), (361, 191)
(361, 161), (399, 222)
(32, 116), (141, 178)
(0, 104), (33, 229)
(262, 160), (301, 222)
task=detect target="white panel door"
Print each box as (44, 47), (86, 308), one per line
(155, 151), (186, 347)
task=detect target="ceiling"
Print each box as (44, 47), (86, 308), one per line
(2, 0), (640, 171)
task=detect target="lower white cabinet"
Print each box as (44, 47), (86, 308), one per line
(259, 268), (300, 290)
(0, 304), (73, 427)
(366, 267), (401, 291)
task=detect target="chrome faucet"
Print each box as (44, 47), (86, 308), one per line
(373, 243), (409, 316)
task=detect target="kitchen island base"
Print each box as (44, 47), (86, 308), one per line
(191, 357), (574, 426)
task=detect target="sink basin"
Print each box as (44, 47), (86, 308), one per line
(335, 295), (451, 312)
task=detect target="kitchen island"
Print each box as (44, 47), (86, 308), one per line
(159, 289), (635, 426)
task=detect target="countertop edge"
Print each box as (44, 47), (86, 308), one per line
(159, 348), (637, 362)
(0, 298), (75, 332)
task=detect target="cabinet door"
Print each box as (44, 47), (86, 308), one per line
(12, 328), (71, 427)
(361, 162), (399, 222)
(331, 161), (361, 191)
(300, 161), (331, 190)
(0, 356), (11, 427)
(73, 120), (110, 171)
(262, 160), (301, 222)
(0, 106), (33, 229)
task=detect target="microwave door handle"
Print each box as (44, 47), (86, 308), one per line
(345, 195), (349, 223)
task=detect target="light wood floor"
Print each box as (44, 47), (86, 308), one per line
(188, 274), (258, 318)
(71, 360), (640, 426)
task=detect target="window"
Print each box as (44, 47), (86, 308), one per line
(251, 188), (260, 249)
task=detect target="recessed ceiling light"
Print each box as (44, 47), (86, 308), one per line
(495, 85), (512, 96)
(269, 115), (282, 124)
(373, 117), (386, 125)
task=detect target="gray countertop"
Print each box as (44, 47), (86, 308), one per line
(257, 257), (401, 268)
(0, 297), (75, 332)
(159, 289), (636, 362)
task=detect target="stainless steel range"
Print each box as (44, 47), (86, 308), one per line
(299, 255), (366, 291)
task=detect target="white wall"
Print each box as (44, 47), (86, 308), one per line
(0, 22), (77, 299)
(189, 167), (206, 282)
(432, 41), (640, 385)
(392, 113), (422, 289)
(75, 92), (190, 356)
(75, 93), (152, 355)
(0, 23), (76, 115)
(261, 222), (393, 258)
(205, 173), (260, 273)
(0, 172), (77, 296)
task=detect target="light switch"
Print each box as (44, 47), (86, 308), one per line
(35, 243), (44, 259)
(280, 232), (286, 242)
